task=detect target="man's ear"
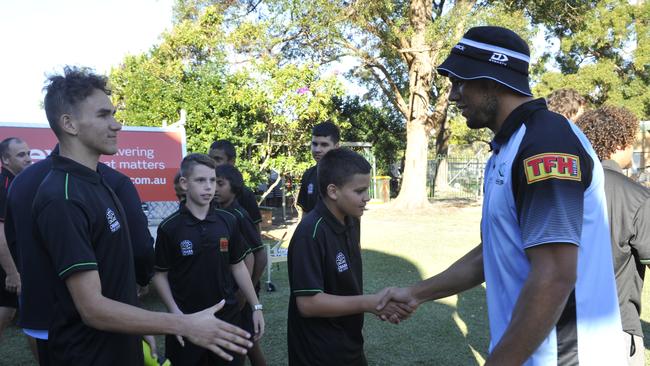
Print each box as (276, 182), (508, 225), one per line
(179, 176), (189, 191)
(334, 142), (340, 148)
(326, 183), (338, 201)
(60, 113), (78, 136)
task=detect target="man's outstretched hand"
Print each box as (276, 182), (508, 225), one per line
(373, 287), (418, 324)
(375, 287), (420, 324)
(183, 300), (253, 361)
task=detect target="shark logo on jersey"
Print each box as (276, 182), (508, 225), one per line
(496, 162), (508, 185)
(180, 240), (194, 256)
(307, 183), (314, 194)
(106, 208), (121, 233)
(336, 252), (349, 273)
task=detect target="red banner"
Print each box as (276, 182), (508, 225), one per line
(0, 123), (185, 201)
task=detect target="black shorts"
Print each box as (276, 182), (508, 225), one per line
(0, 269), (18, 308)
(166, 304), (243, 366)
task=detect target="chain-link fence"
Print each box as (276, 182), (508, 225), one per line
(427, 152), (488, 200)
(142, 201), (180, 226)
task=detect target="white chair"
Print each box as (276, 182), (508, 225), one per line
(265, 232), (287, 292)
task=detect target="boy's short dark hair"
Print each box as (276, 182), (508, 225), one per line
(312, 121), (341, 144)
(43, 66), (111, 137)
(0, 137), (22, 159)
(209, 140), (236, 161)
(180, 153), (217, 178)
(318, 148), (371, 197)
(575, 105), (639, 161)
(215, 164), (244, 196)
(546, 88), (587, 120)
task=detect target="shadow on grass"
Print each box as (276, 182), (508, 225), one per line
(362, 249), (489, 366)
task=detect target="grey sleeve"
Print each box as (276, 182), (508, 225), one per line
(632, 197), (650, 263)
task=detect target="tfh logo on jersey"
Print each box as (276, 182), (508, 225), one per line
(106, 208), (121, 233)
(220, 237), (229, 252)
(180, 240), (194, 256)
(336, 252), (349, 273)
(524, 153), (581, 184)
(489, 52), (509, 65)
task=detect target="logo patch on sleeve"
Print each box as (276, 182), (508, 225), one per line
(524, 153), (581, 184)
(219, 237), (229, 252)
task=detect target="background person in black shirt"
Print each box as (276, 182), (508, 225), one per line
(287, 148), (412, 366)
(208, 140), (263, 226)
(153, 154), (264, 366)
(35, 66), (252, 365)
(0, 137), (31, 338)
(296, 122), (340, 215)
(576, 105), (650, 366)
(214, 164), (268, 366)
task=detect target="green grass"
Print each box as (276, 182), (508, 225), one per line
(2, 203), (650, 365)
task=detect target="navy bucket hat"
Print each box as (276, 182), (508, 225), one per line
(437, 26), (532, 96)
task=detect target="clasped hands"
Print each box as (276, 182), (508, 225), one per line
(372, 287), (419, 324)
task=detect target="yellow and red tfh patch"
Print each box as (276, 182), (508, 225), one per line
(220, 237), (229, 252)
(524, 153), (581, 184)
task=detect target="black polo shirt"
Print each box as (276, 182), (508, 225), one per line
(287, 200), (366, 366)
(237, 185), (262, 224)
(6, 146), (154, 332)
(297, 165), (319, 213)
(154, 204), (247, 313)
(225, 201), (264, 253)
(602, 159), (650, 337)
(0, 166), (18, 308)
(33, 155), (141, 366)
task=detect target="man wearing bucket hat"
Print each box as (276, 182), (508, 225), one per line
(378, 26), (626, 365)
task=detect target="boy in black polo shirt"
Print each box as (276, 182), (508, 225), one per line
(153, 154), (264, 366)
(34, 67), (252, 366)
(214, 164), (267, 366)
(296, 121), (340, 214)
(288, 148), (412, 366)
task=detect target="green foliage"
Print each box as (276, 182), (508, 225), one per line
(110, 3), (344, 187)
(531, 0), (649, 120)
(335, 96), (406, 174)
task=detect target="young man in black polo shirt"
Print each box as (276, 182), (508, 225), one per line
(0, 137), (31, 337)
(208, 140), (262, 226)
(153, 154), (264, 366)
(576, 106), (650, 365)
(33, 66), (252, 366)
(214, 164), (268, 366)
(287, 148), (412, 366)
(296, 122), (340, 215)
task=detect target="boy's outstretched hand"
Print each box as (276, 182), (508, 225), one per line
(183, 300), (253, 361)
(372, 287), (417, 324)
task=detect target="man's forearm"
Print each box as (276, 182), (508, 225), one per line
(412, 243), (484, 303)
(486, 243), (577, 366)
(251, 249), (267, 285)
(486, 271), (574, 365)
(151, 272), (180, 313)
(0, 225), (18, 275)
(232, 262), (260, 306)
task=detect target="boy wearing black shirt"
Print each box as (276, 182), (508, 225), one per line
(34, 67), (252, 366)
(214, 164), (267, 366)
(287, 148), (412, 366)
(153, 154), (264, 366)
(296, 122), (340, 214)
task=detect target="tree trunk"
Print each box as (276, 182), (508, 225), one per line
(393, 0), (434, 209)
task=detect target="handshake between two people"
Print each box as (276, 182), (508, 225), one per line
(372, 287), (419, 324)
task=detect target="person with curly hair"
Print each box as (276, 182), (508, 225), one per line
(547, 88), (588, 122)
(576, 105), (650, 365)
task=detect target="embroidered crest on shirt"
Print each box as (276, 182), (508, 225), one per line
(220, 237), (229, 252)
(336, 252), (349, 273)
(523, 153), (581, 184)
(180, 240), (194, 256)
(307, 183), (314, 194)
(106, 208), (121, 233)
